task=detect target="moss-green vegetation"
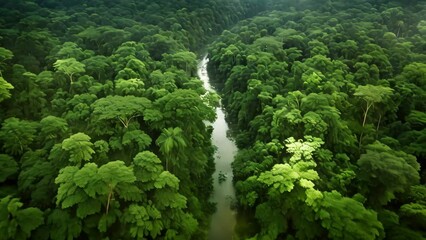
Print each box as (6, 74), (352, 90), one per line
(208, 0), (426, 239)
(1, 0), (426, 239)
(0, 0), (265, 239)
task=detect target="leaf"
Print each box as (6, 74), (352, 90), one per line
(76, 198), (101, 219)
(62, 133), (95, 164)
(0, 76), (14, 103)
(61, 189), (88, 209)
(0, 154), (18, 182)
(0, 196), (43, 239)
(258, 164), (298, 193)
(98, 213), (117, 233)
(154, 189), (187, 209)
(115, 184), (143, 202)
(317, 191), (384, 239)
(154, 171), (179, 190)
(299, 179), (315, 189)
(47, 209), (82, 240)
(16, 207), (44, 235)
(39, 116), (69, 142)
(91, 95), (152, 129)
(53, 58), (85, 79)
(94, 140), (110, 153)
(122, 130), (152, 151)
(73, 163), (98, 188)
(98, 161), (136, 188)
(0, 118), (38, 155)
(55, 166), (88, 208)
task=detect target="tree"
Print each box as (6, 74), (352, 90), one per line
(251, 137), (324, 239)
(61, 133), (95, 166)
(156, 127), (187, 171)
(82, 55), (110, 81)
(315, 191), (384, 240)
(0, 47), (14, 100)
(53, 58), (85, 91)
(0, 47), (14, 73)
(0, 77), (14, 103)
(164, 51), (198, 76)
(43, 209), (82, 240)
(91, 95), (151, 132)
(0, 117), (37, 156)
(0, 196), (44, 240)
(357, 142), (420, 206)
(354, 84), (393, 147)
(150, 89), (215, 132)
(39, 116), (69, 149)
(114, 78), (145, 96)
(18, 149), (57, 207)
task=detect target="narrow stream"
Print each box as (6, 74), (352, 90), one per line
(198, 56), (238, 240)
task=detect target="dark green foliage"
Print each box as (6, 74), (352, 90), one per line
(0, 196), (44, 240)
(0, 0), (269, 238)
(207, 0), (426, 238)
(1, 0), (425, 239)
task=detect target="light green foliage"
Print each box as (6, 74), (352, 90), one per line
(285, 136), (324, 164)
(0, 117), (37, 156)
(253, 36), (282, 53)
(0, 76), (14, 102)
(61, 133), (95, 165)
(114, 78), (145, 96)
(148, 70), (178, 92)
(152, 89), (216, 130)
(122, 130), (152, 152)
(1, 0), (425, 239)
(53, 58), (85, 83)
(133, 151), (163, 185)
(0, 196), (44, 240)
(258, 163), (318, 193)
(156, 127), (187, 171)
(0, 47), (13, 64)
(164, 51), (197, 75)
(122, 204), (163, 239)
(207, 2), (426, 239)
(91, 95), (152, 129)
(406, 110), (426, 129)
(417, 20), (426, 35)
(52, 42), (87, 60)
(55, 160), (138, 218)
(252, 137), (323, 239)
(354, 84), (393, 127)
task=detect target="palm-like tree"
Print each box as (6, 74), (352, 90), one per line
(155, 127), (187, 171)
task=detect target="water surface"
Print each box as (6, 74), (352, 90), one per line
(198, 56), (238, 240)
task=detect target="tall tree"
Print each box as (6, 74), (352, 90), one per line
(156, 127), (187, 171)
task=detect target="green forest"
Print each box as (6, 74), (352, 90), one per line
(0, 0), (425, 239)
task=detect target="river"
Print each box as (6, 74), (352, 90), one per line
(198, 56), (238, 240)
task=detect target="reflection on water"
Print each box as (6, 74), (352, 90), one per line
(198, 56), (238, 240)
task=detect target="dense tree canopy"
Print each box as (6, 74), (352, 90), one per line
(0, 0), (267, 239)
(0, 0), (425, 239)
(208, 0), (426, 238)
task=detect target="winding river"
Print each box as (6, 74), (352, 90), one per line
(198, 56), (238, 240)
